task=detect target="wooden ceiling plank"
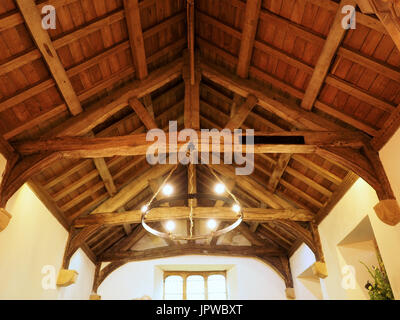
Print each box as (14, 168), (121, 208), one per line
(301, 0), (356, 111)
(107, 225), (147, 253)
(200, 59), (347, 131)
(0, 49), (41, 76)
(15, 0), (83, 116)
(199, 38), (389, 137)
(291, 155), (343, 185)
(279, 180), (325, 208)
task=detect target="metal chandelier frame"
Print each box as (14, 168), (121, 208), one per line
(141, 160), (243, 241)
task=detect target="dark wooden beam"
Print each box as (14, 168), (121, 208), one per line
(100, 244), (285, 262)
(183, 51), (201, 130)
(13, 131), (367, 158)
(73, 206), (314, 228)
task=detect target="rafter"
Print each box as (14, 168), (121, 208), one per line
(62, 225), (101, 268)
(15, 0), (82, 116)
(124, 0), (148, 79)
(236, 0), (262, 78)
(301, 0), (356, 111)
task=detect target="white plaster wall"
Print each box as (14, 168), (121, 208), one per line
(0, 155), (94, 300)
(98, 255), (287, 300)
(58, 248), (96, 300)
(318, 178), (400, 300)
(376, 128), (400, 299)
(0, 183), (69, 299)
(289, 243), (321, 300)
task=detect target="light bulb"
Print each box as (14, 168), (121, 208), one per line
(232, 204), (241, 213)
(207, 219), (217, 230)
(214, 183), (225, 195)
(141, 205), (148, 213)
(162, 184), (174, 196)
(165, 220), (175, 232)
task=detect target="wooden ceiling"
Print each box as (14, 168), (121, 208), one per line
(1, 0), (400, 287)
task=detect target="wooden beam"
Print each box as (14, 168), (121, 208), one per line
(268, 154), (292, 192)
(73, 207), (314, 228)
(15, 0), (82, 116)
(100, 244), (285, 261)
(62, 225), (101, 268)
(274, 220), (317, 257)
(301, 0), (356, 111)
(236, 0), (262, 78)
(224, 95), (258, 130)
(187, 0), (195, 85)
(128, 98), (157, 130)
(183, 51), (201, 130)
(13, 131), (367, 158)
(124, 0), (148, 79)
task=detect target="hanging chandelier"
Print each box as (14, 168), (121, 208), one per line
(141, 156), (243, 241)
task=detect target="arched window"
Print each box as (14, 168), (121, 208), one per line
(164, 275), (184, 300)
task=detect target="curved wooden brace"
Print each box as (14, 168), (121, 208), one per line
(94, 252), (289, 292)
(318, 146), (400, 225)
(62, 225), (101, 269)
(274, 220), (317, 256)
(317, 146), (393, 200)
(0, 153), (61, 207)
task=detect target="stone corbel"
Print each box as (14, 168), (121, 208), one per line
(57, 269), (79, 287)
(0, 208), (11, 231)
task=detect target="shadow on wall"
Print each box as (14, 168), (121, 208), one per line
(337, 216), (382, 300)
